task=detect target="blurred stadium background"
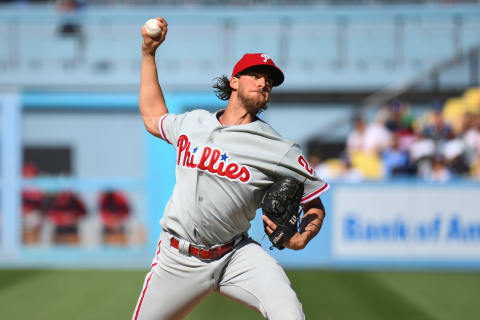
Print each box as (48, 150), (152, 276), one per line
(1, 0), (480, 319)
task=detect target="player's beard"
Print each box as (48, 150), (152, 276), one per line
(238, 90), (269, 114)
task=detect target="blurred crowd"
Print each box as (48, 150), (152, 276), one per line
(21, 163), (141, 246)
(311, 87), (480, 182)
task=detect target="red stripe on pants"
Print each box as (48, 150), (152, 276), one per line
(134, 272), (153, 320)
(135, 240), (161, 319)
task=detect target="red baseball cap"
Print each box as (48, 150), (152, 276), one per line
(231, 53), (284, 87)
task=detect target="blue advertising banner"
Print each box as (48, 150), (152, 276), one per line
(331, 183), (480, 269)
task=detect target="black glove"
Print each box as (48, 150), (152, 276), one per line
(262, 177), (304, 250)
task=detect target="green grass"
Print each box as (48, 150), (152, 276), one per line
(0, 269), (479, 320)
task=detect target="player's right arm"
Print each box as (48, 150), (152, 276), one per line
(139, 17), (169, 138)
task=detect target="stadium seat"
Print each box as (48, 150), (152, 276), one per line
(346, 20), (396, 71)
(462, 87), (480, 113)
(403, 18), (455, 70)
(231, 20), (283, 66)
(17, 22), (76, 72)
(460, 17), (480, 51)
(156, 20), (223, 75)
(0, 21), (9, 70)
(287, 20), (337, 71)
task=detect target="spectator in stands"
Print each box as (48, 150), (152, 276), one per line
(56, 0), (84, 38)
(385, 100), (416, 151)
(314, 153), (364, 182)
(346, 114), (367, 155)
(385, 101), (402, 133)
(47, 191), (87, 244)
(98, 190), (131, 245)
(344, 109), (390, 179)
(408, 127), (435, 177)
(442, 130), (469, 175)
(422, 109), (453, 144)
(363, 107), (392, 154)
(22, 162), (45, 245)
(421, 154), (451, 182)
(381, 133), (412, 178)
(22, 189), (45, 244)
(463, 113), (480, 168)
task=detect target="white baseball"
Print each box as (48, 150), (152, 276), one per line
(144, 19), (163, 38)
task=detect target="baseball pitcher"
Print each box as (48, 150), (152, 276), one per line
(133, 17), (329, 320)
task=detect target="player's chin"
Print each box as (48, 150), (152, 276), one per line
(252, 93), (269, 106)
(242, 94), (269, 113)
(249, 100), (268, 113)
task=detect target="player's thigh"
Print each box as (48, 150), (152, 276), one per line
(133, 266), (212, 320)
(218, 240), (304, 320)
(133, 242), (214, 320)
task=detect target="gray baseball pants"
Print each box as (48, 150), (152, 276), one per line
(132, 230), (304, 320)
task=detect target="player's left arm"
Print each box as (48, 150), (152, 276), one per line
(262, 197), (325, 251)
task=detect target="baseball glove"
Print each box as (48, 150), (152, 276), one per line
(262, 177), (304, 250)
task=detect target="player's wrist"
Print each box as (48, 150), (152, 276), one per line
(142, 47), (157, 57)
(303, 229), (315, 243)
(284, 233), (308, 250)
(142, 41), (160, 56)
(303, 221), (320, 234)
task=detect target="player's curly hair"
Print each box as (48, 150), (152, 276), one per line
(212, 75), (232, 101)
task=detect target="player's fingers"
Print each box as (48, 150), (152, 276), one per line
(151, 17), (168, 41)
(156, 17), (168, 27)
(262, 215), (277, 231)
(159, 26), (168, 43)
(153, 20), (168, 42)
(141, 26), (153, 43)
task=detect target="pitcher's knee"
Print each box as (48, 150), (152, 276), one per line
(267, 306), (304, 319)
(265, 296), (304, 320)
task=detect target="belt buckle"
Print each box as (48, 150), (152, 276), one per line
(188, 244), (211, 260)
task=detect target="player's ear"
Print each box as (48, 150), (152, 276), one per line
(230, 76), (239, 90)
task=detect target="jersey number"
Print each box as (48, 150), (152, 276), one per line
(297, 155), (314, 175)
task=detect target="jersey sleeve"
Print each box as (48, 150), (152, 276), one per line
(275, 144), (329, 204)
(157, 113), (188, 145)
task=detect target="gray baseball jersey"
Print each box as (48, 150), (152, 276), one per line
(157, 109), (329, 246)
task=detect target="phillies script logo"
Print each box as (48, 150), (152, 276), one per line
(177, 134), (251, 183)
(297, 155), (314, 175)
